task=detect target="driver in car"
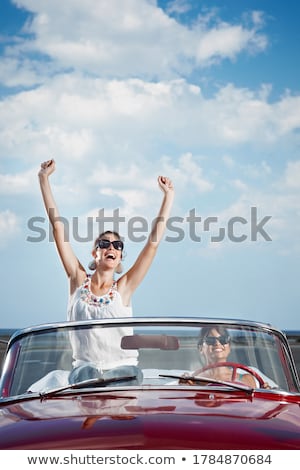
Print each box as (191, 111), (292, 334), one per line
(181, 326), (271, 388)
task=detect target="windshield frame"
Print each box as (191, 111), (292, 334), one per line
(1, 317), (299, 398)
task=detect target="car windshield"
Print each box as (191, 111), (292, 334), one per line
(0, 319), (299, 398)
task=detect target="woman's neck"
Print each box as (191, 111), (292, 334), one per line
(91, 270), (115, 288)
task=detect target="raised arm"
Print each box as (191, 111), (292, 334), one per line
(118, 176), (174, 304)
(38, 160), (85, 289)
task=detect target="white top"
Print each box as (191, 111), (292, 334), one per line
(67, 276), (138, 371)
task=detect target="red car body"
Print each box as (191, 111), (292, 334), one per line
(0, 318), (299, 449)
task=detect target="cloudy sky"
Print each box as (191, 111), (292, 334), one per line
(1, 0), (299, 330)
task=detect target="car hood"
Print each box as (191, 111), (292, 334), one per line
(0, 389), (300, 449)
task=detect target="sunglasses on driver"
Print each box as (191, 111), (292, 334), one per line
(204, 335), (230, 346)
(96, 239), (124, 251)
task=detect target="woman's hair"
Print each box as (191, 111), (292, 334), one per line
(197, 326), (231, 347)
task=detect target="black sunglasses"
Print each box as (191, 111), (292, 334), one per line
(204, 335), (230, 346)
(96, 239), (124, 251)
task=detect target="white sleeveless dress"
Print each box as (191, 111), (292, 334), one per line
(67, 276), (138, 372)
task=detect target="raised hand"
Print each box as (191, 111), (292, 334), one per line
(157, 176), (174, 194)
(39, 159), (56, 177)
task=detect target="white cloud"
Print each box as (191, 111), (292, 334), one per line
(4, 0), (268, 82)
(166, 0), (192, 15)
(283, 161), (300, 189)
(0, 1), (297, 258)
(0, 169), (37, 194)
(231, 179), (248, 192)
(88, 162), (149, 190)
(56, 153), (213, 227)
(274, 94), (300, 135)
(86, 162), (158, 217)
(1, 77), (299, 172)
(0, 210), (20, 247)
(240, 161), (272, 179)
(203, 159), (300, 255)
(158, 152), (214, 194)
(0, 57), (44, 88)
(195, 23), (266, 65)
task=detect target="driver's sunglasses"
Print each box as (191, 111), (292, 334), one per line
(96, 239), (124, 251)
(204, 335), (230, 346)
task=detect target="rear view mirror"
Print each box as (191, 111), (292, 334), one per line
(121, 334), (179, 350)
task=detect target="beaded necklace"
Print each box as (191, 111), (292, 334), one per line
(80, 276), (117, 307)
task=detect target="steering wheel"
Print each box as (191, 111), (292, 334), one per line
(195, 361), (266, 387)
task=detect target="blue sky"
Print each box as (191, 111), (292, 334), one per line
(0, 0), (299, 330)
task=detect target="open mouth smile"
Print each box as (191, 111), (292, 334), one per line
(106, 253), (116, 260)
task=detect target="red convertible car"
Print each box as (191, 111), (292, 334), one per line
(0, 317), (299, 449)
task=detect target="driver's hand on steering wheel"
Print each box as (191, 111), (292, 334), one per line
(262, 382), (271, 389)
(179, 372), (196, 385)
